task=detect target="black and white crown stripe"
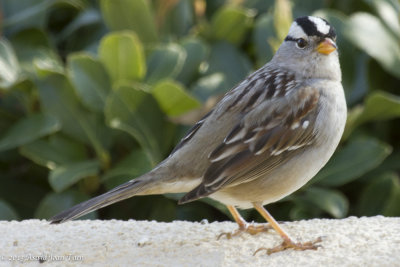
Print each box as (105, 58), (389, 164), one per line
(285, 16), (336, 41)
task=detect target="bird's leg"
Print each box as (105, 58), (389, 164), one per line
(252, 203), (322, 255)
(218, 205), (272, 240)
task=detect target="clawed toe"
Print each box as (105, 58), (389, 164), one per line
(253, 236), (323, 256)
(218, 223), (272, 240)
(217, 230), (239, 240)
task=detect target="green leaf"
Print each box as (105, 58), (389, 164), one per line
(344, 91), (400, 139)
(273, 0), (293, 43)
(100, 0), (158, 43)
(152, 80), (200, 117)
(312, 138), (392, 187)
(383, 176), (400, 217)
(344, 106), (364, 140)
(176, 37), (209, 85)
(253, 13), (275, 67)
(11, 28), (52, 62)
(1, 0), (84, 34)
(344, 12), (400, 78)
(158, 0), (194, 38)
(99, 31), (146, 83)
(35, 190), (96, 219)
(10, 28), (52, 54)
(366, 0), (400, 38)
(145, 43), (186, 84)
(56, 8), (102, 43)
(302, 187), (348, 218)
(0, 113), (60, 152)
(1, 0), (50, 34)
(49, 160), (100, 192)
(0, 200), (19, 220)
(33, 52), (65, 77)
(191, 73), (229, 102)
(204, 42), (252, 90)
(356, 91), (400, 122)
(20, 135), (87, 169)
(102, 149), (152, 189)
(36, 73), (110, 167)
(372, 150), (400, 175)
(357, 172), (400, 216)
(57, 8), (105, 53)
(105, 83), (173, 164)
(210, 6), (255, 45)
(68, 53), (111, 112)
(0, 38), (20, 89)
(10, 29), (63, 78)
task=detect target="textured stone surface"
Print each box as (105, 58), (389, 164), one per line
(0, 216), (399, 266)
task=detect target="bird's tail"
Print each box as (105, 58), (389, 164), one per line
(50, 173), (158, 224)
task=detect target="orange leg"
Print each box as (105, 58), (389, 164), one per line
(253, 202), (322, 255)
(218, 205), (272, 240)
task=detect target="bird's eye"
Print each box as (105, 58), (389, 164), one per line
(296, 38), (307, 49)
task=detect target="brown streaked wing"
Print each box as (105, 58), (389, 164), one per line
(179, 85), (320, 204)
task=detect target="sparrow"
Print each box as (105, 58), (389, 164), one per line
(50, 16), (347, 255)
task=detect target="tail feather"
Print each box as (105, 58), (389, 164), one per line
(50, 178), (147, 224)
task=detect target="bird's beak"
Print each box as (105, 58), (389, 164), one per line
(316, 38), (337, 55)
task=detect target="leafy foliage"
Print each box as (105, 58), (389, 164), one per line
(0, 0), (399, 223)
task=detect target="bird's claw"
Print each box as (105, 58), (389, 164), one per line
(253, 236), (323, 256)
(218, 223), (273, 240)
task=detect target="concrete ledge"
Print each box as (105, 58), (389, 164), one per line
(0, 216), (399, 266)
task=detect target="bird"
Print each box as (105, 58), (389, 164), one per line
(50, 16), (347, 255)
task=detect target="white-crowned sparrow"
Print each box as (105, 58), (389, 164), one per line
(51, 16), (347, 254)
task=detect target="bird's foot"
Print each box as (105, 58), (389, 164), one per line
(253, 236), (322, 255)
(218, 223), (273, 240)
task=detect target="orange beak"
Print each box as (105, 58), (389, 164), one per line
(316, 38), (337, 55)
